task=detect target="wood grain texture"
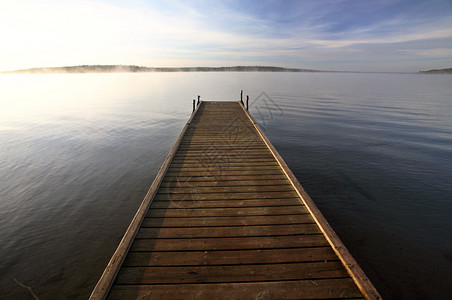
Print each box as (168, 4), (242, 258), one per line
(154, 191), (299, 200)
(141, 214), (315, 227)
(130, 235), (329, 251)
(150, 198), (302, 208)
(146, 206), (309, 217)
(108, 279), (364, 300)
(136, 223), (321, 238)
(115, 261), (349, 284)
(123, 247), (338, 266)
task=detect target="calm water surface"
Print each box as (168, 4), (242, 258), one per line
(0, 72), (451, 299)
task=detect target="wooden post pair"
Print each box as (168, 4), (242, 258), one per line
(241, 90), (249, 110)
(193, 95), (201, 112)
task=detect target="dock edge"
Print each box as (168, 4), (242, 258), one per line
(238, 101), (382, 300)
(89, 101), (204, 300)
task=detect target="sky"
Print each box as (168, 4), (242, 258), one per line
(1, 0), (452, 72)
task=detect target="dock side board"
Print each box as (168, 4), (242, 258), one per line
(239, 101), (381, 299)
(89, 101), (204, 299)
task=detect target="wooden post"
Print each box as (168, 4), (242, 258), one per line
(246, 95), (249, 110)
(240, 90), (243, 104)
(197, 95), (200, 106)
(193, 99), (195, 112)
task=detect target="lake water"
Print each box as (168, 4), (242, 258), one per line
(0, 72), (451, 299)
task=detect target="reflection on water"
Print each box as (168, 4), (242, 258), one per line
(0, 72), (451, 299)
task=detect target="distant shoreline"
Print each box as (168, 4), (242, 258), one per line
(419, 68), (452, 74)
(2, 65), (321, 74)
(2, 65), (450, 74)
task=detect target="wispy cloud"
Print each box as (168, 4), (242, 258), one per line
(399, 48), (452, 57)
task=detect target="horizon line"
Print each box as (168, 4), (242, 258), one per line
(2, 64), (436, 74)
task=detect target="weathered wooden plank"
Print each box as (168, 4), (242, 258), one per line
(172, 155), (273, 160)
(157, 184), (294, 194)
(164, 169), (285, 176)
(167, 164), (280, 170)
(159, 179), (290, 188)
(182, 133), (259, 136)
(115, 261), (349, 284)
(162, 174), (289, 182)
(153, 194), (299, 203)
(171, 156), (276, 162)
(179, 141), (262, 145)
(175, 147), (270, 152)
(173, 156), (273, 162)
(169, 161), (279, 167)
(146, 206), (308, 217)
(177, 140), (265, 145)
(151, 198), (302, 208)
(171, 157), (273, 162)
(130, 235), (329, 251)
(177, 142), (268, 146)
(123, 247), (338, 266)
(181, 136), (261, 140)
(141, 214), (315, 227)
(179, 140), (263, 144)
(108, 279), (363, 300)
(136, 224), (321, 238)
(166, 165), (281, 172)
(154, 191), (299, 200)
(175, 148), (266, 153)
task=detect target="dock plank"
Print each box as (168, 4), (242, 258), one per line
(115, 261), (349, 284)
(159, 179), (290, 187)
(108, 279), (364, 300)
(150, 198), (302, 208)
(164, 169), (286, 176)
(136, 223), (322, 238)
(123, 247), (338, 266)
(162, 174), (289, 181)
(141, 214), (315, 227)
(154, 191), (299, 200)
(130, 235), (329, 251)
(156, 184), (294, 194)
(146, 206), (309, 217)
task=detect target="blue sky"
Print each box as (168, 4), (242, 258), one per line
(1, 0), (451, 71)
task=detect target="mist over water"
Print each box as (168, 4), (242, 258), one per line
(0, 72), (451, 299)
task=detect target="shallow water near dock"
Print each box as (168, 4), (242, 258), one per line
(0, 72), (451, 299)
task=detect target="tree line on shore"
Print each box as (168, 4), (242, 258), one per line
(2, 65), (319, 74)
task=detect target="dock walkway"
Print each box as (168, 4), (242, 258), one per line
(91, 101), (380, 299)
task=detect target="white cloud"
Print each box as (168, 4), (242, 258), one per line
(308, 28), (452, 49)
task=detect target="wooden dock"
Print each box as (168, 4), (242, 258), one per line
(91, 100), (380, 299)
